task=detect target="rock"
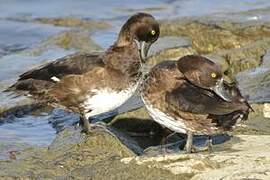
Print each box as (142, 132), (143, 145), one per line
(34, 17), (110, 30)
(121, 135), (270, 179)
(148, 46), (196, 66)
(44, 29), (102, 52)
(158, 19), (270, 79)
(148, 36), (191, 57)
(160, 19), (270, 54)
(213, 39), (269, 78)
(236, 50), (270, 103)
(232, 104), (270, 135)
(0, 127), (188, 179)
(65, 158), (184, 180)
(263, 103), (270, 118)
(0, 128), (135, 178)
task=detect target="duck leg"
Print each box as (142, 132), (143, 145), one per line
(80, 116), (118, 138)
(160, 131), (177, 153)
(162, 132), (177, 145)
(80, 116), (92, 133)
(194, 135), (213, 153)
(184, 133), (213, 153)
(206, 135), (213, 153)
(80, 115), (109, 133)
(185, 131), (193, 153)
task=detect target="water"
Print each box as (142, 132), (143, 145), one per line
(0, 113), (55, 147)
(1, 0), (270, 49)
(0, 0), (270, 157)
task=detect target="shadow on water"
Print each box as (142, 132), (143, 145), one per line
(109, 117), (231, 155)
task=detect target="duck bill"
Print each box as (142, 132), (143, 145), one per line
(212, 78), (232, 102)
(139, 41), (151, 63)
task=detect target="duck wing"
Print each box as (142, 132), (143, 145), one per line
(165, 82), (251, 132)
(6, 52), (104, 95)
(165, 82), (250, 116)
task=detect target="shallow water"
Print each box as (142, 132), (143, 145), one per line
(0, 113), (55, 146)
(0, 0), (270, 157)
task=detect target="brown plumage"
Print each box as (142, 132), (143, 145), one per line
(141, 55), (252, 152)
(6, 13), (160, 132)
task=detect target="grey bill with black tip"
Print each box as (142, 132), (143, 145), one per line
(212, 78), (233, 102)
(139, 41), (151, 63)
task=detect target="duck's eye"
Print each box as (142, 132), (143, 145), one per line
(151, 30), (156, 36)
(211, 72), (217, 78)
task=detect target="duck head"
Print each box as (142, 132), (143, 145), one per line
(177, 55), (232, 102)
(116, 13), (160, 63)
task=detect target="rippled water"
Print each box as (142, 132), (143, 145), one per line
(0, 0), (270, 157)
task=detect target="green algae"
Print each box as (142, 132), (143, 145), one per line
(35, 17), (110, 30)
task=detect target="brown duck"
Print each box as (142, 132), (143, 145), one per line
(141, 55), (252, 153)
(6, 13), (160, 132)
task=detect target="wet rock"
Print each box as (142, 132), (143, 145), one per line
(43, 29), (102, 52)
(146, 36), (196, 66)
(236, 50), (270, 103)
(0, 127), (187, 179)
(148, 36), (191, 57)
(148, 46), (196, 66)
(0, 128), (134, 178)
(212, 39), (269, 78)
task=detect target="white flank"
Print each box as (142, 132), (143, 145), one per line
(141, 96), (187, 134)
(51, 76), (60, 82)
(84, 84), (137, 119)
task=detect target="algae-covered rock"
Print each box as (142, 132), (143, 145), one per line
(160, 20), (270, 54)
(145, 20), (270, 79)
(48, 30), (102, 52)
(65, 157), (184, 180)
(157, 19), (270, 79)
(0, 128), (134, 178)
(148, 46), (196, 66)
(213, 39), (270, 78)
(35, 17), (110, 30)
(0, 127), (189, 179)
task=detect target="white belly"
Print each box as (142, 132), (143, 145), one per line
(84, 85), (137, 119)
(142, 96), (187, 134)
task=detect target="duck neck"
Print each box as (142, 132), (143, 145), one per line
(116, 23), (135, 47)
(104, 42), (141, 81)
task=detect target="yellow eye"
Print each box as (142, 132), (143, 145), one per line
(151, 30), (156, 36)
(211, 72), (217, 78)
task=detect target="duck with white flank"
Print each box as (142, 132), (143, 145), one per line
(141, 55), (252, 153)
(6, 13), (160, 132)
